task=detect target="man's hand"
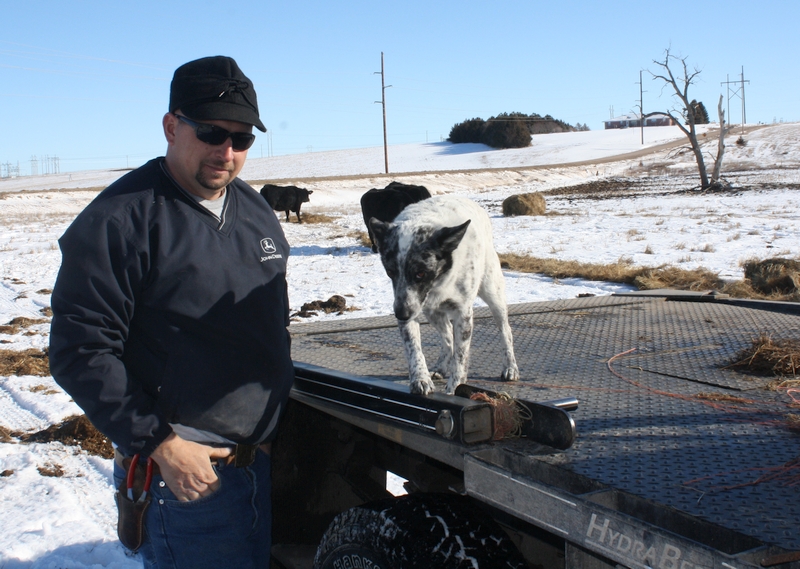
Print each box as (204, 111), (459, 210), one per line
(150, 433), (233, 501)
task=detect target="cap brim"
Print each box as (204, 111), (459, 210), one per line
(182, 101), (266, 132)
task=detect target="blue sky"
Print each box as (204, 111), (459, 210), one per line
(2, 0), (798, 174)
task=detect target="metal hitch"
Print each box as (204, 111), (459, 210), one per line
(292, 362), (494, 444)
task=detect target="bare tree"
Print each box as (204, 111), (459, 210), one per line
(711, 95), (726, 183)
(648, 48), (727, 189)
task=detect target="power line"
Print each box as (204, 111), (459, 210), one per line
(721, 66), (750, 134)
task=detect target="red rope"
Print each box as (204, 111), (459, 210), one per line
(683, 456), (800, 491)
(606, 347), (800, 490)
(606, 348), (756, 413)
(469, 392), (525, 440)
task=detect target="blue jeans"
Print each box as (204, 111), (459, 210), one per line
(114, 451), (272, 568)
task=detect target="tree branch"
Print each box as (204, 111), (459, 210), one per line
(648, 48), (711, 188)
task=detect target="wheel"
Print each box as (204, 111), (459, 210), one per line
(313, 493), (528, 569)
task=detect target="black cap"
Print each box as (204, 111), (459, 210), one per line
(169, 56), (266, 132)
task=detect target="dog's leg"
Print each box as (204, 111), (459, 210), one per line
(492, 304), (519, 382)
(397, 319), (435, 395)
(426, 311), (454, 381)
(445, 307), (474, 394)
(479, 267), (520, 382)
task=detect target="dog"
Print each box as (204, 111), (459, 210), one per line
(369, 195), (519, 395)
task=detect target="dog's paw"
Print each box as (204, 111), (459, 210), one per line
(410, 377), (435, 395)
(445, 376), (466, 395)
(501, 366), (520, 382)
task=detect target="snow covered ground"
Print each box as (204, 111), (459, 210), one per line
(0, 123), (798, 567)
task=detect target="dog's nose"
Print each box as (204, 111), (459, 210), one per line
(394, 306), (413, 321)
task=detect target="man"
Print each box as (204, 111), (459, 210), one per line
(49, 56), (293, 568)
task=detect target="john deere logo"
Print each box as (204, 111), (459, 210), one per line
(260, 238), (276, 254)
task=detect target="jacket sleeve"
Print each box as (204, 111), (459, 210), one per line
(49, 207), (173, 457)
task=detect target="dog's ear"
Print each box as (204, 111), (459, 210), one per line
(432, 219), (471, 256)
(369, 218), (394, 251)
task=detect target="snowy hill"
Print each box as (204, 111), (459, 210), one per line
(0, 123), (798, 568)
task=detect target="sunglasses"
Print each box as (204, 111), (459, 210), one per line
(175, 114), (256, 151)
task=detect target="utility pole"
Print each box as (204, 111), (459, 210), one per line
(724, 74), (730, 123)
(374, 52), (391, 174)
(740, 66), (747, 127)
(263, 130), (273, 158)
(721, 67), (750, 134)
(636, 70), (645, 144)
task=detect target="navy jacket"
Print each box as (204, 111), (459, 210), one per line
(49, 158), (294, 457)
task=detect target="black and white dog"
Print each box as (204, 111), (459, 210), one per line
(370, 195), (519, 395)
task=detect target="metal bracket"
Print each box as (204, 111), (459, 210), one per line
(454, 384), (578, 450)
(292, 362), (494, 444)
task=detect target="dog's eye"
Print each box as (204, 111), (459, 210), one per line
(413, 271), (426, 282)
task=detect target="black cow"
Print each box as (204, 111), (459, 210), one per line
(360, 181), (431, 252)
(260, 184), (314, 223)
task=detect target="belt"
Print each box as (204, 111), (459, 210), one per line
(224, 442), (272, 468)
(116, 442), (271, 474)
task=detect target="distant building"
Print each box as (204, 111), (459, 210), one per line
(604, 113), (677, 129)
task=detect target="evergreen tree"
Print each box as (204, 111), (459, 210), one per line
(696, 101), (710, 124)
(483, 114), (531, 149)
(687, 100), (710, 125)
(448, 112), (579, 147)
(448, 118), (486, 143)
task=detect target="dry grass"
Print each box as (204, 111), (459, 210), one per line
(497, 253), (800, 302)
(726, 334), (800, 377)
(296, 212), (336, 224)
(497, 254), (725, 291)
(694, 392), (754, 404)
(720, 279), (799, 302)
(352, 230), (372, 248)
(469, 391), (530, 440)
(291, 295), (360, 320)
(767, 378), (800, 393)
(20, 415), (114, 459)
(0, 317), (49, 335)
(743, 258), (800, 297)
(26, 384), (60, 395)
(0, 348), (50, 376)
(37, 464), (65, 477)
(502, 192), (546, 217)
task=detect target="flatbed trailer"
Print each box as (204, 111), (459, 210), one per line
(271, 292), (800, 569)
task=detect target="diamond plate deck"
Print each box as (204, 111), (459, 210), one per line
(289, 294), (800, 553)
